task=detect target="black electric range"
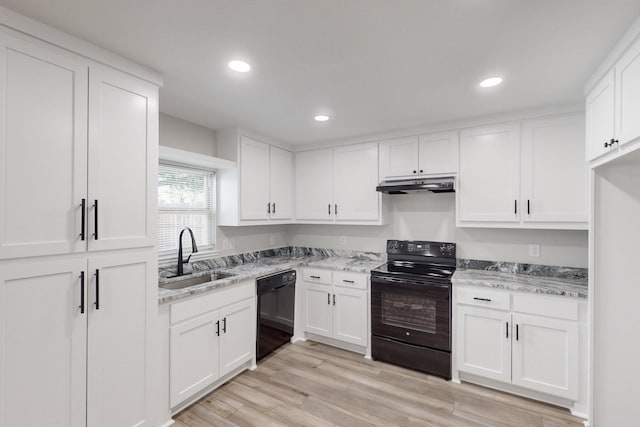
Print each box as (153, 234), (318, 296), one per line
(370, 239), (456, 379)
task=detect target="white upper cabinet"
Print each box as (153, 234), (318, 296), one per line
(458, 123), (521, 223)
(295, 143), (383, 224)
(269, 146), (294, 220)
(0, 33), (88, 259)
(218, 130), (293, 225)
(458, 116), (587, 229)
(586, 70), (616, 161)
(0, 32), (158, 259)
(521, 115), (587, 224)
(88, 64), (158, 251)
(379, 136), (419, 179)
(333, 143), (380, 221)
(239, 136), (270, 220)
(418, 131), (459, 175)
(295, 149), (333, 220)
(615, 39), (640, 147)
(379, 132), (458, 180)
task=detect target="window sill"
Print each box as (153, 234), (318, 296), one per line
(158, 248), (220, 267)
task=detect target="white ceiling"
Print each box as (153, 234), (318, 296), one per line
(1, 0), (639, 145)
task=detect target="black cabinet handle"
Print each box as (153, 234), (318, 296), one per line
(473, 297), (491, 302)
(343, 279), (355, 283)
(80, 199), (86, 241)
(334, 204), (338, 215)
(419, 169), (423, 173)
(506, 322), (509, 339)
(222, 317), (227, 333)
(327, 293), (331, 304)
(267, 202), (271, 214)
(514, 200), (517, 215)
(216, 320), (220, 336)
(413, 170), (417, 174)
(93, 200), (99, 240)
(79, 271), (85, 314)
(516, 324), (519, 341)
(333, 294), (336, 306)
(328, 204), (331, 215)
(527, 200), (530, 215)
(605, 139), (620, 148)
(94, 269), (100, 310)
(272, 202), (276, 214)
(310, 275), (320, 279)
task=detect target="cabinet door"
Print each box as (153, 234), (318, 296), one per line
(456, 306), (511, 383)
(0, 33), (88, 259)
(88, 64), (158, 251)
(379, 136), (419, 179)
(269, 146), (293, 220)
(586, 70), (616, 161)
(170, 311), (220, 408)
(616, 40), (640, 147)
(303, 283), (333, 338)
(240, 136), (270, 220)
(295, 149), (333, 220)
(0, 259), (87, 427)
(333, 142), (380, 221)
(219, 297), (255, 377)
(87, 252), (156, 427)
(458, 123), (521, 222)
(511, 314), (578, 400)
(521, 115), (588, 224)
(418, 131), (459, 175)
(333, 287), (367, 346)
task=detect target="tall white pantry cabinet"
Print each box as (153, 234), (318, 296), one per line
(0, 18), (161, 427)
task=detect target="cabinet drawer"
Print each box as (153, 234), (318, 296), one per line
(303, 268), (332, 285)
(456, 287), (511, 310)
(512, 293), (578, 321)
(171, 281), (254, 325)
(333, 271), (368, 290)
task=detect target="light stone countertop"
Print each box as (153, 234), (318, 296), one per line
(452, 268), (588, 299)
(158, 254), (384, 304)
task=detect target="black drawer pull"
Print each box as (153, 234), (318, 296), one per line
(80, 199), (86, 240)
(516, 324), (519, 341)
(333, 294), (336, 306)
(93, 200), (99, 240)
(506, 322), (509, 339)
(222, 317), (227, 333)
(79, 271), (85, 314)
(342, 279), (355, 283)
(267, 202), (271, 214)
(327, 293), (331, 304)
(473, 297), (492, 302)
(310, 275), (321, 279)
(94, 269), (100, 310)
(216, 320), (220, 336)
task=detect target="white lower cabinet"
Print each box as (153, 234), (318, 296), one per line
(0, 252), (156, 427)
(456, 286), (583, 405)
(457, 306), (511, 383)
(511, 313), (578, 400)
(168, 281), (255, 408)
(302, 269), (368, 349)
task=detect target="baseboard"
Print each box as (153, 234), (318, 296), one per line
(304, 333), (366, 355)
(290, 336), (306, 343)
(159, 420), (175, 427)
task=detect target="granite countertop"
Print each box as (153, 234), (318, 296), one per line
(158, 249), (384, 304)
(452, 267), (588, 299)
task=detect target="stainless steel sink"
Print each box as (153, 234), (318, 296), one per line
(159, 271), (235, 290)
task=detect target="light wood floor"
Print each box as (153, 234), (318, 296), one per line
(174, 340), (584, 427)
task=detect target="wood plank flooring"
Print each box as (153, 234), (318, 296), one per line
(174, 341), (584, 427)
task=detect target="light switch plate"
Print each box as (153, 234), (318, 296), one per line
(529, 244), (541, 257)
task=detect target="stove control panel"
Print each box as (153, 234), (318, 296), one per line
(386, 239), (456, 258)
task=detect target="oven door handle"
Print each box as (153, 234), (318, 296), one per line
(371, 275), (450, 289)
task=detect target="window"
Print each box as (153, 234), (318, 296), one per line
(158, 163), (215, 257)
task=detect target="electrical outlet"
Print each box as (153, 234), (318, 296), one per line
(339, 236), (346, 245)
(529, 244), (541, 257)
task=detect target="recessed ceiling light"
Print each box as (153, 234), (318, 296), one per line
(314, 115), (330, 122)
(479, 77), (503, 88)
(228, 60), (251, 73)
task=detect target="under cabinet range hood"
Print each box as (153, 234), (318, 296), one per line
(376, 177), (455, 194)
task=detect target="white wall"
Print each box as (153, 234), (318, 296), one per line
(288, 192), (588, 267)
(160, 113), (217, 156)
(159, 113), (290, 255)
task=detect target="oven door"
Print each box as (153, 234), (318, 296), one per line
(371, 274), (451, 352)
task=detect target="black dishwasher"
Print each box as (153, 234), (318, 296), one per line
(256, 270), (296, 360)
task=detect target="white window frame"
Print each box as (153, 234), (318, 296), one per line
(157, 146), (235, 265)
